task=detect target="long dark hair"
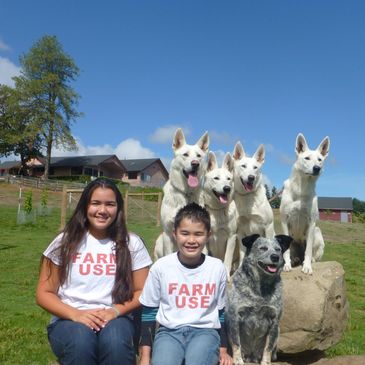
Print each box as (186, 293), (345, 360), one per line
(49, 178), (133, 304)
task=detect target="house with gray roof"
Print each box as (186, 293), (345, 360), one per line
(318, 197), (353, 223)
(1, 155), (169, 188)
(120, 158), (168, 187)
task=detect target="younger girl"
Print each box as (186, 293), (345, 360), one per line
(36, 178), (152, 365)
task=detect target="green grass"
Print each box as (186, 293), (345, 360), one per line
(0, 203), (364, 363)
(322, 241), (365, 357)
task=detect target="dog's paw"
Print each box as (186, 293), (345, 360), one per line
(261, 359), (271, 365)
(283, 262), (292, 272)
(233, 357), (244, 365)
(301, 263), (313, 275)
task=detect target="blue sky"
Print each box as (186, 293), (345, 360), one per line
(1, 1), (364, 200)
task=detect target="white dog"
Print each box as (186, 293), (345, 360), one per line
(154, 128), (209, 259)
(280, 133), (330, 274)
(231, 142), (275, 265)
(202, 151), (237, 276)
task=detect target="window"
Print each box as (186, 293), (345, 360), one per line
(71, 167), (83, 175)
(128, 172), (138, 179)
(141, 173), (151, 182)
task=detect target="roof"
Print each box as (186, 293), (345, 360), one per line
(50, 155), (120, 167)
(318, 197), (353, 211)
(0, 160), (21, 169)
(121, 158), (168, 175)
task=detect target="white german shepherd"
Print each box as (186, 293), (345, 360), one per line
(280, 133), (330, 274)
(231, 142), (275, 265)
(202, 151), (237, 276)
(154, 128), (209, 259)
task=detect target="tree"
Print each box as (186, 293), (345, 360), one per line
(13, 35), (82, 179)
(264, 184), (271, 201)
(0, 84), (42, 174)
(269, 186), (282, 209)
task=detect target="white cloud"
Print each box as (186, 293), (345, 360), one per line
(209, 130), (237, 146)
(0, 57), (21, 87)
(149, 125), (191, 144)
(51, 137), (156, 160)
(115, 138), (156, 159)
(0, 38), (10, 51)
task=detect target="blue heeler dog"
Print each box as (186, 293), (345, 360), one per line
(226, 234), (292, 365)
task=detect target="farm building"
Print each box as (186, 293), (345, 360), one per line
(0, 155), (168, 188)
(318, 197), (353, 223)
(120, 158), (168, 188)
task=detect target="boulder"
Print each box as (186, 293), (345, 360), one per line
(278, 261), (349, 354)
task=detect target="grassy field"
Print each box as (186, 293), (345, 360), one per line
(0, 183), (364, 363)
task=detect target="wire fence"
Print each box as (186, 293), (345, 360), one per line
(60, 187), (162, 229)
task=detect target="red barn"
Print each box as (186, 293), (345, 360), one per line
(318, 197), (353, 223)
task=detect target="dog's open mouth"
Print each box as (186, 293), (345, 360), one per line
(183, 170), (199, 188)
(258, 261), (279, 274)
(241, 178), (254, 192)
(213, 190), (229, 204)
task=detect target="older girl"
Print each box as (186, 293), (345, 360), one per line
(36, 178), (152, 365)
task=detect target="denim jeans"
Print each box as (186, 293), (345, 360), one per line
(47, 317), (135, 365)
(151, 326), (220, 365)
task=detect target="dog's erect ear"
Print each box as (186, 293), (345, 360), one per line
(241, 234), (260, 254)
(275, 235), (293, 254)
(207, 151), (217, 171)
(197, 131), (209, 152)
(317, 136), (330, 158)
(295, 133), (308, 155)
(233, 141), (246, 160)
(173, 128), (186, 151)
(223, 152), (234, 172)
(253, 144), (265, 164)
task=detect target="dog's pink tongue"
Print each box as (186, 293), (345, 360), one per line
(188, 174), (199, 188)
(244, 182), (253, 192)
(267, 265), (277, 273)
(219, 195), (228, 204)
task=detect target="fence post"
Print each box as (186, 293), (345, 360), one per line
(124, 192), (129, 223)
(60, 185), (68, 230)
(141, 191), (145, 220)
(156, 192), (162, 226)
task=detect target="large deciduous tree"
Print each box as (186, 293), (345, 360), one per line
(0, 84), (42, 174)
(14, 35), (82, 179)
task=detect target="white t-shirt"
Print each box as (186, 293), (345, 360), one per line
(44, 232), (152, 311)
(139, 253), (227, 329)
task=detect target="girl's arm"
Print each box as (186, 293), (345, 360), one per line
(95, 266), (150, 322)
(36, 257), (106, 331)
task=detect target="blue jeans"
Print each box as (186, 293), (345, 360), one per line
(151, 326), (220, 365)
(47, 317), (135, 365)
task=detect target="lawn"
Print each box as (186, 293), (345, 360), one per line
(0, 197), (364, 363)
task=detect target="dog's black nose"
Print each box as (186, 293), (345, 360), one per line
(313, 165), (321, 175)
(223, 186), (231, 194)
(191, 160), (200, 171)
(270, 254), (279, 263)
(248, 175), (255, 183)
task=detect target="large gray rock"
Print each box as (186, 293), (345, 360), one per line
(278, 261), (349, 354)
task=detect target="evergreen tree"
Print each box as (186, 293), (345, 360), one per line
(13, 35), (82, 178)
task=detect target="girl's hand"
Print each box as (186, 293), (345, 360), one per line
(95, 307), (119, 322)
(219, 347), (233, 365)
(139, 356), (151, 365)
(71, 308), (107, 332)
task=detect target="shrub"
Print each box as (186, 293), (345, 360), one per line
(23, 191), (33, 214)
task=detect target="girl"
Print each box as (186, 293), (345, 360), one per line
(36, 178), (152, 365)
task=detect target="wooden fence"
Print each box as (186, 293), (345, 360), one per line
(60, 187), (162, 229)
(4, 175), (86, 191)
